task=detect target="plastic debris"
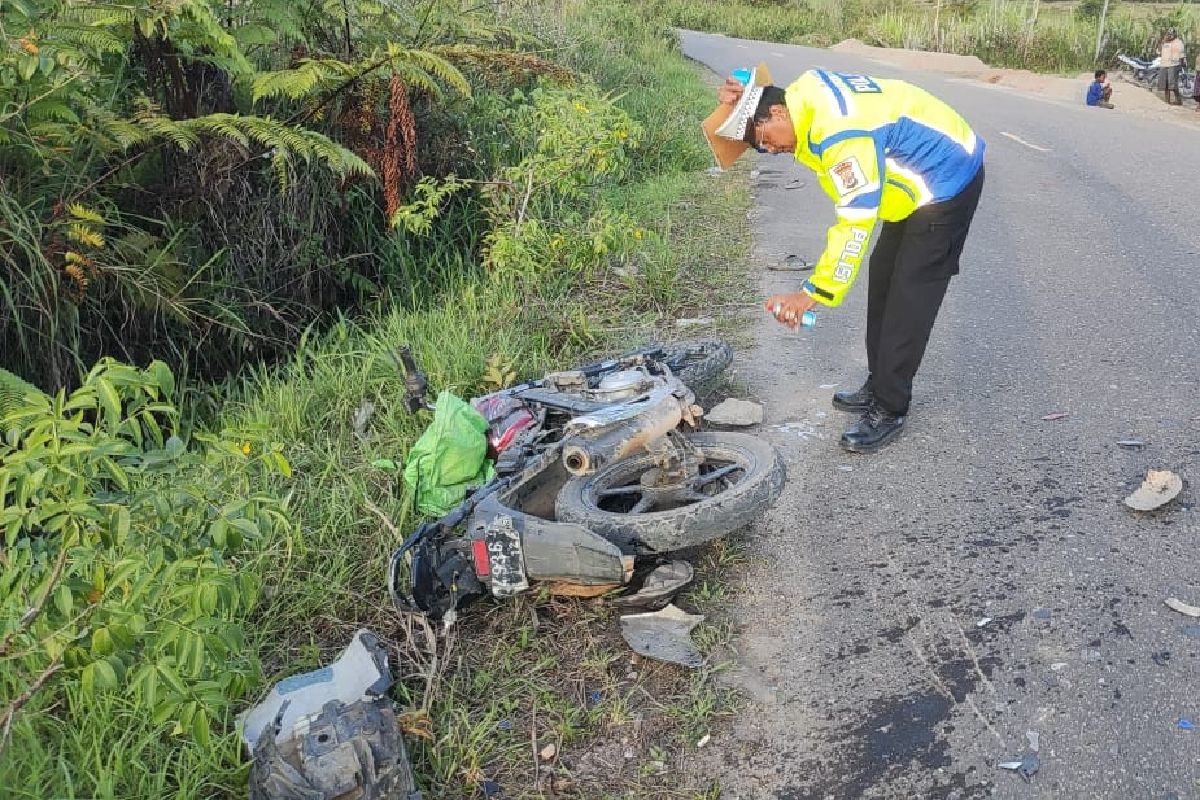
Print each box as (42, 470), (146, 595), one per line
(1026, 730), (1040, 752)
(1041, 412), (1069, 421)
(240, 629), (392, 749)
(977, 617), (993, 628)
(588, 690), (603, 705)
(612, 561), (695, 611)
(1116, 438), (1147, 449)
(697, 734), (712, 749)
(1152, 651), (1172, 667)
(1124, 469), (1183, 512)
(997, 743), (1041, 781)
(1033, 609), (1053, 620)
(1164, 597), (1200, 618)
(242, 630), (421, 800)
(352, 400), (376, 440)
(706, 398), (764, 427)
(675, 317), (715, 329)
(498, 719), (513, 731)
(1179, 719), (1195, 731)
(767, 254), (813, 271)
(1050, 662), (1068, 671)
(481, 779), (502, 798)
(619, 604), (705, 668)
(539, 743), (557, 761)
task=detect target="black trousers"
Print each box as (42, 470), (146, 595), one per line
(865, 166), (984, 415)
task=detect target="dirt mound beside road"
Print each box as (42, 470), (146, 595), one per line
(831, 38), (1191, 121)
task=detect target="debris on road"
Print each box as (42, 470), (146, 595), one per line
(1033, 609), (1053, 620)
(612, 561), (694, 611)
(1050, 662), (1068, 671)
(1124, 469), (1183, 512)
(1179, 719), (1195, 731)
(997, 751), (1040, 781)
(1041, 411), (1069, 421)
(977, 617), (993, 628)
(1151, 651), (1172, 667)
(1164, 597), (1200, 618)
(696, 734), (712, 749)
(767, 254), (813, 271)
(706, 398), (764, 427)
(540, 743), (558, 761)
(1116, 438), (1147, 449)
(619, 604), (705, 668)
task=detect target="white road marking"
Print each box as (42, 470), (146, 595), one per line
(1000, 131), (1051, 152)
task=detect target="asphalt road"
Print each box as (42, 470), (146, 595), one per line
(679, 31), (1200, 800)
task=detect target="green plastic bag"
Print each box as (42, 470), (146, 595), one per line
(403, 392), (495, 517)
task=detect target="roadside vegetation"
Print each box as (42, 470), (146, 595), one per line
(1, 0), (758, 798)
(649, 0), (1200, 73)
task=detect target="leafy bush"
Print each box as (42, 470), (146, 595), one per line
(0, 359), (291, 792)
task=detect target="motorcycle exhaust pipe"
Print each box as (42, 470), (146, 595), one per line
(562, 397), (683, 476)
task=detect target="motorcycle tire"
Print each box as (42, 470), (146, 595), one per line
(554, 431), (785, 554)
(617, 339), (733, 390)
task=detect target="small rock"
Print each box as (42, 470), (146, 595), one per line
(539, 743), (557, 761)
(706, 398), (764, 427)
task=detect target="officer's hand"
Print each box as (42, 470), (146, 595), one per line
(764, 291), (819, 331)
(718, 77), (744, 105)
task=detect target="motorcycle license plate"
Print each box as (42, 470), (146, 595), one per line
(485, 515), (529, 597)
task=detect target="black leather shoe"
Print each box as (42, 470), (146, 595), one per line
(840, 405), (906, 453)
(831, 380), (873, 412)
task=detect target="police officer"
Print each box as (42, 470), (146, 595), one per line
(703, 65), (985, 453)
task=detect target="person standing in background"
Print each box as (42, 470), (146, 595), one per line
(1159, 28), (1185, 106)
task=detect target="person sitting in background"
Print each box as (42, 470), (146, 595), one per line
(1087, 69), (1114, 109)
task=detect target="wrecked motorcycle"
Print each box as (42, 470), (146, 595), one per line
(387, 340), (785, 621)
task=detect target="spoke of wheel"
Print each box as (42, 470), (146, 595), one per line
(630, 495), (655, 514)
(599, 483), (644, 498)
(694, 463), (740, 488)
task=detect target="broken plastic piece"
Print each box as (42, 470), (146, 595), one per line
(619, 604), (705, 668)
(240, 629), (392, 749)
(1180, 719), (1195, 731)
(247, 697), (420, 800)
(997, 749), (1040, 781)
(1116, 439), (1147, 449)
(1041, 412), (1069, 421)
(1164, 597), (1200, 618)
(612, 561), (695, 611)
(1124, 469), (1183, 512)
(976, 617), (993, 628)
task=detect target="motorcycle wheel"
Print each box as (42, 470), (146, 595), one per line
(554, 431), (785, 554)
(618, 339), (733, 390)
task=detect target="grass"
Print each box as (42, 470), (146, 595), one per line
(646, 0), (1200, 73)
(215, 5), (757, 798)
(1, 0), (766, 795)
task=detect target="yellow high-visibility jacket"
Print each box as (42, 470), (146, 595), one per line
(785, 70), (985, 306)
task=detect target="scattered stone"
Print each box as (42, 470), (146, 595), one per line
(706, 398), (764, 427)
(1124, 469), (1183, 511)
